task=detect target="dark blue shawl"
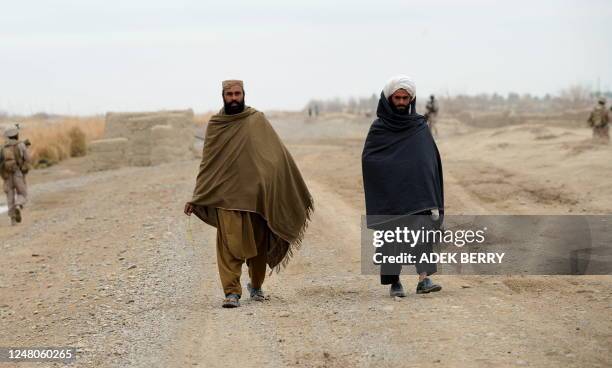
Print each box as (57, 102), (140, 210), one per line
(362, 92), (444, 228)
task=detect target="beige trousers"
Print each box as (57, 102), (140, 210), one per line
(3, 173), (27, 220)
(215, 208), (269, 296)
(593, 125), (610, 143)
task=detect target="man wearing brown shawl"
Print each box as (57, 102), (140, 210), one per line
(185, 80), (313, 308)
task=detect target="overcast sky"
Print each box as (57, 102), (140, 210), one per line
(1, 0), (610, 115)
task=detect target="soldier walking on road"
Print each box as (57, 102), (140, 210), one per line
(588, 97), (609, 144)
(1, 127), (32, 226)
(425, 94), (440, 137)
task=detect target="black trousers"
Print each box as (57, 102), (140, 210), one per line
(379, 241), (437, 284)
(377, 211), (439, 285)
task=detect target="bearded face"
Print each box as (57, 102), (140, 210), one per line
(223, 85), (245, 115)
(389, 89), (412, 114)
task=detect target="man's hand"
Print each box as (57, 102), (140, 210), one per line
(184, 203), (194, 216)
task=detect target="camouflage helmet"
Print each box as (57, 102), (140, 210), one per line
(598, 97), (607, 104)
(3, 127), (18, 138)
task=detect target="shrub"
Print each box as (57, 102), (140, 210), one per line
(68, 126), (87, 157)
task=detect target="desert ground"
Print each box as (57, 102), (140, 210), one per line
(0, 112), (610, 367)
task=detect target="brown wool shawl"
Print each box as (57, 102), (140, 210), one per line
(190, 106), (314, 270)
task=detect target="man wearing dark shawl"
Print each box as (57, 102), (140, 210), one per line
(362, 75), (444, 297)
(185, 80), (314, 308)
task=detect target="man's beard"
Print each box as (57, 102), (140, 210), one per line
(388, 98), (409, 115)
(224, 99), (245, 115)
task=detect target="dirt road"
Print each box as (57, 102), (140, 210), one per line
(0, 114), (610, 367)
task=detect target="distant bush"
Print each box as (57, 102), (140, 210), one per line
(68, 126), (87, 157)
(35, 145), (60, 167)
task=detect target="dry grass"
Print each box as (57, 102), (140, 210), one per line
(68, 126), (87, 157)
(16, 117), (105, 167)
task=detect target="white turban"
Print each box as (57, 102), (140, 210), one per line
(382, 75), (416, 100)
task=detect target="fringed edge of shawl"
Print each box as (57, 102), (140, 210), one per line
(271, 195), (315, 274)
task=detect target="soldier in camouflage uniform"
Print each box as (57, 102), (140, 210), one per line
(0, 127), (32, 225)
(587, 97), (609, 144)
(425, 94), (439, 137)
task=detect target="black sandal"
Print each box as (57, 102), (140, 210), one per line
(416, 278), (442, 294)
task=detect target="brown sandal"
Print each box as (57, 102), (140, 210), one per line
(222, 294), (240, 308)
(247, 283), (267, 301)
